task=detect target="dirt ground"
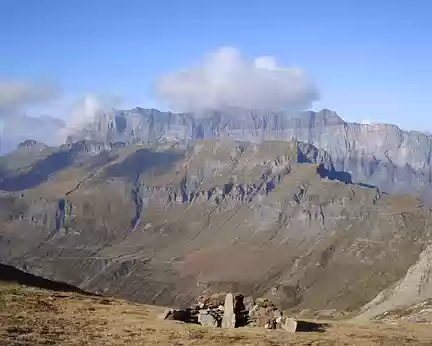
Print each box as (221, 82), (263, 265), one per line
(1, 283), (432, 346)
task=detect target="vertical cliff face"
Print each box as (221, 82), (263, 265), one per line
(67, 107), (432, 200)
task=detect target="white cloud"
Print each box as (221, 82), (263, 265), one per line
(0, 79), (63, 153)
(156, 46), (319, 112)
(0, 86), (121, 153)
(59, 94), (121, 140)
(67, 94), (109, 130)
(0, 79), (59, 114)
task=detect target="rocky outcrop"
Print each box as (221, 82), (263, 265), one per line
(17, 140), (47, 151)
(68, 107), (432, 201)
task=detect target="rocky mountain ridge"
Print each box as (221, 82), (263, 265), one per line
(67, 107), (432, 203)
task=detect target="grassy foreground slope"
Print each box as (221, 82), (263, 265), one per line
(1, 282), (432, 346)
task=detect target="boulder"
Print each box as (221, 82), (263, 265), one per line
(249, 306), (277, 327)
(264, 322), (275, 329)
(249, 304), (259, 317)
(159, 308), (173, 320)
(161, 309), (196, 323)
(198, 311), (219, 327)
(234, 293), (245, 313)
(282, 317), (298, 333)
(243, 296), (255, 312)
(273, 309), (282, 319)
(221, 293), (236, 328)
(198, 293), (227, 309)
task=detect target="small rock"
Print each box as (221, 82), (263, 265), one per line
(264, 320), (276, 329)
(282, 317), (298, 332)
(249, 304), (259, 317)
(299, 309), (312, 317)
(99, 298), (112, 305)
(273, 309), (282, 319)
(256, 297), (274, 308)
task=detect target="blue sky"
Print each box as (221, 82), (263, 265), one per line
(1, 0), (432, 131)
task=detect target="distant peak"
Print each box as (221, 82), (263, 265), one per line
(17, 140), (46, 150)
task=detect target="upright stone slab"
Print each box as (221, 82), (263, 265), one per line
(221, 293), (236, 328)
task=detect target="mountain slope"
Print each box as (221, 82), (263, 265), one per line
(0, 263), (91, 295)
(357, 245), (432, 320)
(1, 139), (431, 313)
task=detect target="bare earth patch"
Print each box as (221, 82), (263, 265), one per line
(1, 283), (432, 345)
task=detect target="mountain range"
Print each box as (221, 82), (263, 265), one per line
(1, 108), (432, 320)
(68, 108), (432, 203)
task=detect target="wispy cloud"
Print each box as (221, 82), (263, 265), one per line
(66, 94), (120, 130)
(0, 78), (121, 153)
(0, 79), (59, 114)
(156, 46), (319, 112)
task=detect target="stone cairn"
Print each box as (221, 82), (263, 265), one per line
(160, 292), (300, 333)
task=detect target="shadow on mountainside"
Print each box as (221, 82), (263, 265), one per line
(0, 263), (92, 295)
(104, 148), (184, 180)
(0, 150), (75, 191)
(315, 163), (378, 189)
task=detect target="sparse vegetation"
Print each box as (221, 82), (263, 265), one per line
(1, 283), (432, 345)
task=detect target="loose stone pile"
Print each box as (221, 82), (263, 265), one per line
(160, 292), (301, 332)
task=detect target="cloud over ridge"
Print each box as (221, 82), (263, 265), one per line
(157, 46), (319, 112)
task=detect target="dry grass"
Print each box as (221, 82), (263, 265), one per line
(1, 284), (432, 345)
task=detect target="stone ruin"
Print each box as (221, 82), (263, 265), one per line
(160, 292), (327, 333)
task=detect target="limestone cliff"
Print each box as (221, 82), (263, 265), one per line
(68, 108), (432, 202)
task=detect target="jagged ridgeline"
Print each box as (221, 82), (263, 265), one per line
(1, 137), (431, 314)
(68, 108), (432, 204)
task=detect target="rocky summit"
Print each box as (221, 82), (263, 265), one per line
(1, 135), (432, 318)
